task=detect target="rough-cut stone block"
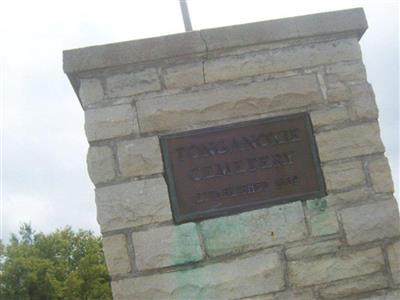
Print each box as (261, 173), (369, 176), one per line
(132, 223), (203, 270)
(95, 177), (172, 232)
(309, 210), (339, 236)
(79, 78), (104, 107)
(307, 198), (339, 236)
(84, 104), (138, 141)
(286, 239), (341, 260)
(87, 146), (115, 184)
(345, 289), (400, 300)
(319, 273), (388, 299)
(63, 31), (206, 73)
(325, 79), (351, 103)
(341, 199), (400, 245)
(201, 8), (367, 51)
(200, 202), (307, 257)
(288, 247), (384, 287)
(316, 123), (385, 162)
(310, 106), (349, 128)
(387, 241), (400, 284)
(102, 234), (131, 275)
(331, 188), (369, 207)
(325, 60), (367, 82)
(368, 156), (394, 193)
(349, 83), (379, 121)
(386, 290), (400, 300)
(106, 68), (161, 97)
(164, 62), (204, 89)
(322, 160), (365, 191)
(111, 250), (284, 300)
(117, 137), (163, 178)
(137, 74), (321, 133)
(242, 289), (315, 300)
(205, 39), (361, 82)
(64, 9), (367, 75)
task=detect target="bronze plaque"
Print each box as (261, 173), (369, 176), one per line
(160, 113), (326, 224)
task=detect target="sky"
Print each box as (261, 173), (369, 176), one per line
(1, 0), (398, 242)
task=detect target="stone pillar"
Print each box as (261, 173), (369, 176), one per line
(64, 8), (400, 300)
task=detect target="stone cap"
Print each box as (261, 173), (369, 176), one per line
(63, 8), (367, 74)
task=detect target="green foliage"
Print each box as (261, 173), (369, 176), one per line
(0, 223), (112, 300)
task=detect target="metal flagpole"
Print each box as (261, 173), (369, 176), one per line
(179, 0), (193, 32)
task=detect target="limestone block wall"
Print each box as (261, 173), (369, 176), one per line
(64, 8), (400, 300)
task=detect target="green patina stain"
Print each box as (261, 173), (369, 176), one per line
(200, 208), (271, 257)
(170, 212), (258, 299)
(199, 203), (301, 257)
(168, 202), (299, 299)
(171, 223), (203, 265)
(307, 197), (339, 236)
(172, 267), (209, 300)
(311, 211), (338, 236)
(308, 197), (328, 212)
(170, 223), (207, 300)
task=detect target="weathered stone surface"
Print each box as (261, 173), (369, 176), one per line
(286, 239), (341, 260)
(63, 31), (206, 73)
(344, 289), (400, 300)
(132, 223), (203, 270)
(205, 39), (361, 82)
(330, 188), (369, 207)
(85, 104), (139, 141)
(111, 250), (284, 300)
(106, 68), (161, 97)
(319, 273), (388, 299)
(164, 62), (204, 89)
(307, 198), (339, 236)
(242, 289), (315, 300)
(79, 78), (104, 107)
(95, 177), (172, 232)
(387, 241), (400, 284)
(341, 199), (400, 245)
(325, 60), (367, 82)
(137, 74), (321, 133)
(368, 156), (394, 193)
(316, 123), (384, 162)
(309, 210), (339, 236)
(117, 137), (163, 178)
(201, 8), (367, 51)
(64, 9), (366, 75)
(322, 160), (365, 192)
(325, 78), (351, 103)
(288, 247), (384, 287)
(87, 146), (115, 184)
(102, 234), (131, 275)
(200, 202), (307, 257)
(310, 106), (349, 128)
(349, 83), (379, 121)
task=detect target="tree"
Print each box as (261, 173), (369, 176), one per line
(0, 224), (112, 300)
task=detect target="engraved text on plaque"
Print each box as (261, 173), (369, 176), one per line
(160, 113), (326, 223)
